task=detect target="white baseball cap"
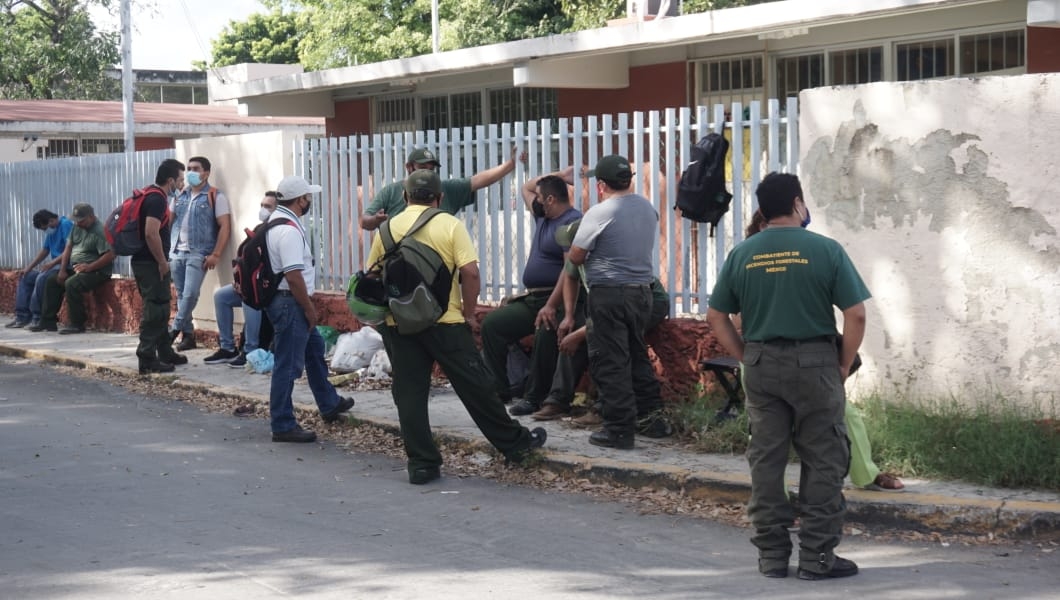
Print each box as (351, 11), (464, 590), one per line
(275, 175), (322, 200)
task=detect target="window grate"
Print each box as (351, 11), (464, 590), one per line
(960, 29), (1025, 75)
(897, 38), (955, 81)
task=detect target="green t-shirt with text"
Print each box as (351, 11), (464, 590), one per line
(708, 226), (870, 342)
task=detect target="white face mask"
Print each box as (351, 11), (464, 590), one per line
(258, 207), (272, 222)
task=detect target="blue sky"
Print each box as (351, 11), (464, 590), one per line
(91, 0), (265, 70)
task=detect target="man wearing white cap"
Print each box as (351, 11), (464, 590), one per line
(265, 176), (355, 443)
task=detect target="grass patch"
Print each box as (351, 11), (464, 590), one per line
(859, 393), (1060, 490)
(669, 390), (1060, 491)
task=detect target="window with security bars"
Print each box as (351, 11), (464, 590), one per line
(830, 47), (883, 85)
(960, 29), (1024, 75)
(699, 56), (764, 113)
(776, 54), (824, 98)
(81, 139), (125, 155)
(37, 139), (79, 159)
(376, 96), (417, 133)
(422, 92), (483, 131)
(897, 38), (954, 81)
(488, 88), (557, 125)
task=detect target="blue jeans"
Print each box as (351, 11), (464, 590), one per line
(15, 265), (61, 323)
(265, 293), (342, 433)
(213, 284), (263, 353)
(169, 250), (207, 335)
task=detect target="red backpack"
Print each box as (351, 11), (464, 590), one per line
(104, 186), (171, 255)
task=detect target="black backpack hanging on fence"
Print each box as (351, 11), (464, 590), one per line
(675, 132), (733, 237)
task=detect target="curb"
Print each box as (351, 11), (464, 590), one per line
(4, 343), (1060, 540)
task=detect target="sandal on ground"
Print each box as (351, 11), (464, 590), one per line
(863, 472), (905, 492)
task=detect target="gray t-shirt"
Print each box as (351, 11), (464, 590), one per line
(571, 193), (657, 286)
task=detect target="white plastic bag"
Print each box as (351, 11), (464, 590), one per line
(330, 328), (384, 373)
(363, 348), (392, 380)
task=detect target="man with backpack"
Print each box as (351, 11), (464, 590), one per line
(132, 158), (189, 374)
(264, 176), (355, 443)
(367, 169), (546, 485)
(168, 156), (231, 351)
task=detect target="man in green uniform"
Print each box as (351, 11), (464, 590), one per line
(359, 146), (521, 231)
(39, 203), (115, 334)
(367, 169), (546, 485)
(706, 172), (869, 581)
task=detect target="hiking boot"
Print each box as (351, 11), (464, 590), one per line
(58, 325), (86, 335)
(272, 426), (317, 443)
(509, 398), (539, 416)
(321, 396), (356, 424)
(531, 403), (568, 421)
(160, 352), (188, 366)
(5, 319), (29, 328)
(529, 426), (547, 449)
(571, 411), (603, 428)
(176, 335), (197, 351)
(204, 348), (240, 364)
(139, 359), (175, 374)
(797, 556), (859, 581)
(228, 352), (247, 368)
(169, 330), (180, 343)
(28, 323), (57, 332)
(637, 413), (674, 438)
(588, 429), (634, 450)
(409, 466), (441, 485)
(863, 472), (905, 492)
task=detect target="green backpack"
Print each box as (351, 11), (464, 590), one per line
(376, 208), (454, 335)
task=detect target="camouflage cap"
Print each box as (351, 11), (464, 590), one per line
(71, 203), (95, 221)
(404, 169), (442, 197)
(406, 147), (441, 168)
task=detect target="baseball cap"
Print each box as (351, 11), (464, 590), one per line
(406, 147), (441, 168)
(71, 203), (95, 222)
(404, 169), (442, 197)
(275, 175), (322, 200)
(585, 155), (633, 181)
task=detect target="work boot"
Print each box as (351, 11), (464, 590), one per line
(588, 429), (634, 450)
(139, 359), (175, 374)
(509, 398), (539, 416)
(797, 556), (859, 581)
(176, 335), (197, 351)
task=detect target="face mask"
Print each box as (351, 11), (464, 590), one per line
(531, 199), (546, 219)
(302, 199), (312, 215)
(44, 227), (55, 236)
(800, 206), (812, 228)
(258, 208), (272, 222)
(186, 171), (202, 187)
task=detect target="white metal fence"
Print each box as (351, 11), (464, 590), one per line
(0, 150), (175, 278)
(297, 99), (798, 315)
(0, 100), (797, 315)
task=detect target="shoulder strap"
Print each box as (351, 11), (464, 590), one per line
(207, 188), (217, 211)
(380, 207), (444, 253)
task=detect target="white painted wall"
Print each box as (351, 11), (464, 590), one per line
(799, 74), (1060, 412)
(174, 130), (303, 329)
(0, 138), (44, 163)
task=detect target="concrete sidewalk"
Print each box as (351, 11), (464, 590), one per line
(2, 318), (1058, 539)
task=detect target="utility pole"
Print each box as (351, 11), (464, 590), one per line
(431, 0), (439, 53)
(121, 0), (135, 156)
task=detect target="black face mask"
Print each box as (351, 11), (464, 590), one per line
(302, 199), (312, 215)
(531, 199), (546, 219)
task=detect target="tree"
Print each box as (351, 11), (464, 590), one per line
(0, 0), (120, 100)
(201, 9), (303, 69)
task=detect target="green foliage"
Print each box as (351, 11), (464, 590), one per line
(204, 9), (303, 68)
(669, 390), (750, 455)
(682, 0), (776, 13)
(0, 0), (120, 100)
(859, 394), (1060, 490)
(558, 0), (623, 31)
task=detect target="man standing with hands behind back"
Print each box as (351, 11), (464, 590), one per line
(706, 172), (869, 581)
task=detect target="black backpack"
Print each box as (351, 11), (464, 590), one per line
(675, 132), (733, 237)
(375, 208), (454, 335)
(233, 218), (295, 310)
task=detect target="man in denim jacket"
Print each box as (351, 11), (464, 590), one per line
(168, 156), (231, 351)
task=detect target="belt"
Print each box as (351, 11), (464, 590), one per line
(276, 290), (294, 296)
(758, 335), (835, 345)
(525, 287), (553, 295)
(589, 283), (650, 290)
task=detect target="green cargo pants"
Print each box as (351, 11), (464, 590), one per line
(742, 338), (849, 576)
(40, 268), (111, 329)
(132, 261), (174, 362)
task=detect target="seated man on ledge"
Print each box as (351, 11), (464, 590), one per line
(39, 203), (115, 334)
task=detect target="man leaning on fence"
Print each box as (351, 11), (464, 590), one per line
(706, 172), (869, 581)
(38, 203), (115, 334)
(359, 146), (521, 231)
(367, 169), (546, 485)
(133, 158), (188, 374)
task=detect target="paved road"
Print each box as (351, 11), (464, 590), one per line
(1, 358), (1056, 599)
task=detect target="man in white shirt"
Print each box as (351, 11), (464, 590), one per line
(265, 176), (355, 443)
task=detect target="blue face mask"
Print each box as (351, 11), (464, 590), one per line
(186, 171), (202, 187)
(799, 205), (812, 228)
(44, 226), (55, 237)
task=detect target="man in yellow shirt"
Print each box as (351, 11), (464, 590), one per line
(366, 169), (547, 485)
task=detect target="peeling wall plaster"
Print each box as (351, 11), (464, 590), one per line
(800, 75), (1060, 412)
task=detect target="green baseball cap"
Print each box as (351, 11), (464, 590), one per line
(406, 147), (441, 168)
(585, 155), (633, 181)
(404, 169), (442, 197)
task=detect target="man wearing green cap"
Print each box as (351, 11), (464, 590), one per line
(568, 155), (664, 450)
(367, 169), (547, 485)
(359, 146), (522, 231)
(38, 203), (115, 334)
